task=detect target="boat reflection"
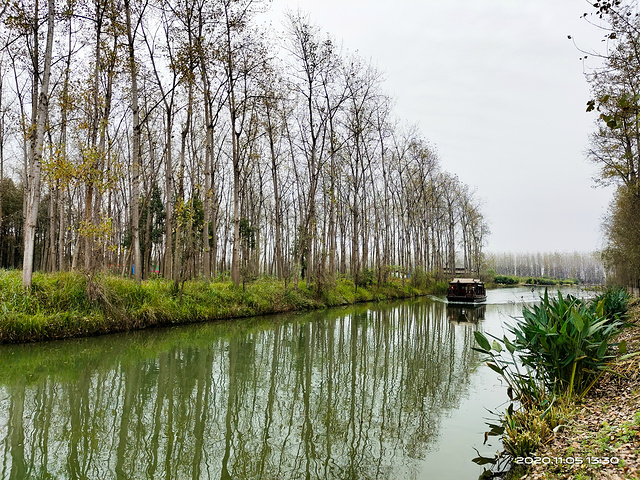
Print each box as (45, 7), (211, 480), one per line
(447, 304), (486, 323)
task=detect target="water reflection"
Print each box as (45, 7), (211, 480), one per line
(0, 300), (483, 479)
(446, 305), (486, 323)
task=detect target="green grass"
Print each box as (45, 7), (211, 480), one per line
(0, 270), (436, 343)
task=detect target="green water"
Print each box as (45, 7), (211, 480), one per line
(1, 288), (576, 479)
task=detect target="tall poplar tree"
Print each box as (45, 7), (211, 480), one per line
(22, 0), (55, 287)
(124, 0), (143, 282)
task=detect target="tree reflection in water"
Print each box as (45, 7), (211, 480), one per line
(0, 299), (482, 479)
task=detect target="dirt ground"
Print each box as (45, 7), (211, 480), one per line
(516, 301), (640, 480)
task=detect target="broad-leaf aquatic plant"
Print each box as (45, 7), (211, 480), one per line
(473, 288), (631, 473)
(513, 290), (623, 399)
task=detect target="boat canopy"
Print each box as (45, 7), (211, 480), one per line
(449, 278), (483, 284)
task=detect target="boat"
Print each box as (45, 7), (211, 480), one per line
(447, 278), (487, 303)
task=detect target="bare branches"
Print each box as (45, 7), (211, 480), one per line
(0, 1), (488, 285)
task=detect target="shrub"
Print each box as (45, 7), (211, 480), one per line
(475, 291), (623, 401)
(501, 400), (568, 459)
(356, 268), (374, 288)
(502, 409), (547, 458)
(591, 285), (630, 322)
(431, 280), (449, 295)
(410, 267), (428, 289)
(495, 275), (519, 285)
(484, 268), (496, 283)
(513, 291), (623, 398)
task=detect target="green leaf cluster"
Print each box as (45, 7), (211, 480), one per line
(473, 330), (544, 408)
(591, 285), (630, 323)
(512, 290), (624, 398)
(239, 218), (256, 250)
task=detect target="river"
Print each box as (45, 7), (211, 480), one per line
(0, 286), (589, 479)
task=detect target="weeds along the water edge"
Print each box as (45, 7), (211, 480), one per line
(473, 287), (635, 477)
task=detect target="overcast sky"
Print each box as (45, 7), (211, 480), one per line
(262, 0), (615, 254)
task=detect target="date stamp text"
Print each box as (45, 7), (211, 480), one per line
(515, 456), (620, 466)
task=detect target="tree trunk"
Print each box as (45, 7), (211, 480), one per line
(266, 102), (283, 279)
(226, 27), (241, 287)
(174, 80), (192, 289)
(164, 110), (174, 279)
(198, 14), (214, 282)
(0, 66), (4, 242)
(124, 0), (142, 282)
(23, 0), (54, 288)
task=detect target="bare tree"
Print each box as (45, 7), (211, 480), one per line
(123, 0), (144, 281)
(21, 0), (55, 287)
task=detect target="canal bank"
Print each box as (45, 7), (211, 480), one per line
(0, 269), (446, 344)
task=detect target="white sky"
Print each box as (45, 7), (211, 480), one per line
(262, 0), (616, 254)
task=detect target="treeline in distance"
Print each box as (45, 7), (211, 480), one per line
(486, 251), (606, 285)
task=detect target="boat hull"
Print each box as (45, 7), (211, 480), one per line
(446, 295), (487, 303)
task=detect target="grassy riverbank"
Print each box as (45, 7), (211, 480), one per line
(0, 269), (445, 343)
